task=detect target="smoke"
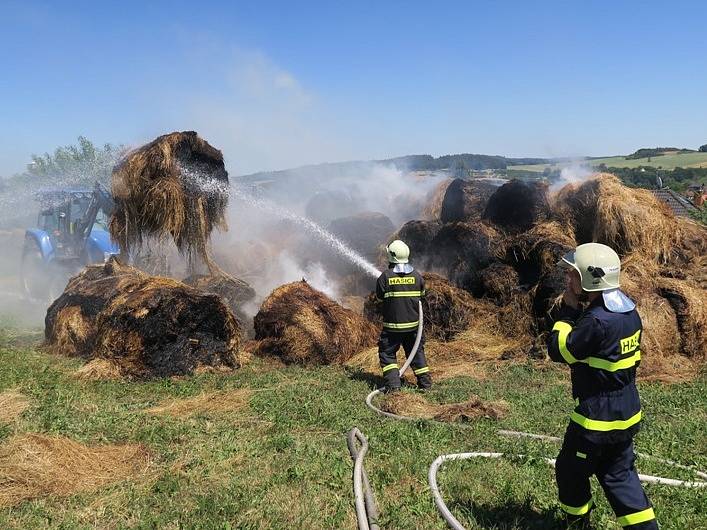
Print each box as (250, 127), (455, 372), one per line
(550, 161), (593, 192)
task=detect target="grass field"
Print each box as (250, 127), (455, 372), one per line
(509, 151), (707, 172)
(0, 322), (705, 529)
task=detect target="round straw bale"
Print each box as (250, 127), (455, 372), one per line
(110, 131), (229, 272)
(656, 278), (706, 359)
(551, 174), (678, 262)
(429, 222), (502, 294)
(440, 178), (499, 224)
(422, 179), (453, 220)
(483, 179), (550, 233)
(253, 280), (378, 364)
(183, 274), (255, 314)
(328, 212), (395, 263)
(384, 220), (443, 269)
(45, 259), (241, 378)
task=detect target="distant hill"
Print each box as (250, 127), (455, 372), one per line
(625, 147), (695, 160)
(238, 153), (549, 182)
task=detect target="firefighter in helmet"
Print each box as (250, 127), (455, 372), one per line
(547, 243), (657, 529)
(375, 239), (431, 393)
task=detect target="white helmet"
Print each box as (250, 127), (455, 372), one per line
(559, 243), (621, 292)
(386, 239), (410, 264)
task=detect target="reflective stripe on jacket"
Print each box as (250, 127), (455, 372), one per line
(376, 268), (425, 332)
(547, 298), (643, 444)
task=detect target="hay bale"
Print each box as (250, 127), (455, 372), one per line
(480, 263), (520, 305)
(363, 273), (486, 342)
(253, 280), (378, 364)
(483, 179), (550, 233)
(110, 131), (229, 272)
(429, 222), (502, 293)
(183, 273), (256, 331)
(385, 220), (443, 269)
(656, 278), (706, 359)
(422, 179), (453, 220)
(0, 434), (150, 507)
(440, 178), (499, 223)
(328, 212), (395, 263)
(380, 392), (508, 422)
(45, 259), (241, 378)
(552, 174), (678, 262)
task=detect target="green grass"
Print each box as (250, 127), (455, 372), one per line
(509, 151), (707, 172)
(0, 324), (705, 529)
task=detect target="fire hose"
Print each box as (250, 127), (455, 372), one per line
(349, 302), (707, 530)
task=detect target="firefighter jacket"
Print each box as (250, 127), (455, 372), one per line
(376, 266), (425, 332)
(547, 297), (643, 444)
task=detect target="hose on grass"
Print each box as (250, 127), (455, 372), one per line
(348, 301), (424, 530)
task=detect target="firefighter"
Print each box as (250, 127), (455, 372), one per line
(376, 239), (431, 393)
(547, 243), (657, 529)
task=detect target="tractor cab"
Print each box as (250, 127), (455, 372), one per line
(22, 184), (119, 300)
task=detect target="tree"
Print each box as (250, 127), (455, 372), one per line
(27, 136), (126, 186)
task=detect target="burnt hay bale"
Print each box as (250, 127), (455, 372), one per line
(183, 273), (256, 336)
(45, 259), (241, 378)
(429, 222), (502, 294)
(253, 281), (378, 364)
(328, 212), (395, 263)
(440, 178), (499, 224)
(483, 179), (550, 233)
(110, 131), (229, 272)
(480, 263), (520, 305)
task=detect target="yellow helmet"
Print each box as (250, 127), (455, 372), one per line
(560, 243), (621, 292)
(386, 240), (410, 264)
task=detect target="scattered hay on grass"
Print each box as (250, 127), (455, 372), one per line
(380, 392), (508, 422)
(72, 358), (125, 381)
(144, 388), (252, 418)
(253, 280), (378, 364)
(46, 258), (242, 379)
(110, 131), (229, 273)
(0, 434), (150, 507)
(0, 390), (29, 424)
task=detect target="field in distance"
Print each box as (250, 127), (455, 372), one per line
(510, 151), (707, 172)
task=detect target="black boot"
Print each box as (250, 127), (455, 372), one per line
(417, 373), (432, 391)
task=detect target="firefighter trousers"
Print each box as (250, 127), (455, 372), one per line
(378, 329), (431, 390)
(556, 427), (658, 529)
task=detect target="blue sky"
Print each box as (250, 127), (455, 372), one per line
(1, 0), (706, 176)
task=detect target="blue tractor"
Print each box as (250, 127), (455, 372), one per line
(21, 183), (120, 301)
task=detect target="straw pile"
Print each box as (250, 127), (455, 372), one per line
(45, 258), (241, 378)
(483, 180), (551, 233)
(0, 434), (150, 507)
(110, 131), (229, 273)
(440, 178), (499, 223)
(380, 392), (508, 422)
(253, 280), (378, 364)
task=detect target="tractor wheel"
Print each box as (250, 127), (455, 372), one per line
(20, 240), (52, 302)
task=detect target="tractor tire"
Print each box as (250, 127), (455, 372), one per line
(20, 240), (60, 302)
